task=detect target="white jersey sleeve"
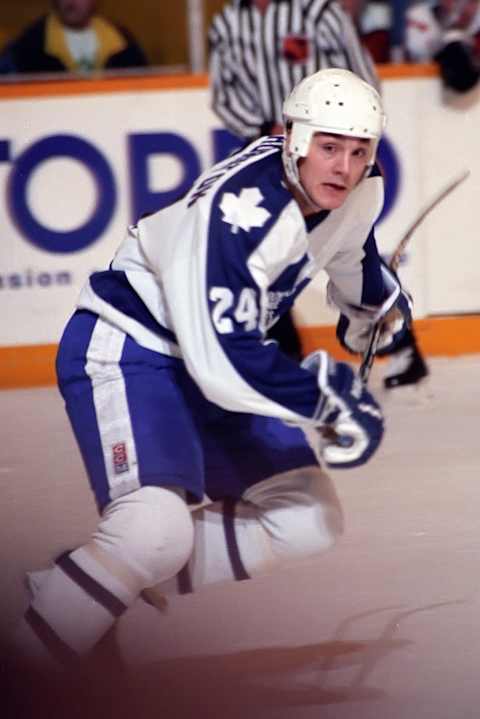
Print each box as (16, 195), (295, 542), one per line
(324, 166), (385, 309)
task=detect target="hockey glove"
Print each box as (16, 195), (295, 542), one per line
(301, 351), (384, 469)
(330, 263), (412, 357)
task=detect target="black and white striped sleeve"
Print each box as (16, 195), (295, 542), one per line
(208, 8), (265, 139)
(337, 6), (380, 90)
(207, 0), (381, 141)
(308, 0), (380, 91)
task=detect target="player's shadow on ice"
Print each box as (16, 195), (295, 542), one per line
(4, 637), (401, 719)
(122, 600), (463, 718)
(9, 602), (461, 719)
(126, 636), (408, 718)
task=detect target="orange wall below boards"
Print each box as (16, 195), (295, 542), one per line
(1, 316), (479, 390)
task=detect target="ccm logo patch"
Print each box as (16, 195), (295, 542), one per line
(112, 442), (129, 474)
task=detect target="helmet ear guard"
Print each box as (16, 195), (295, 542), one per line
(287, 120), (314, 159)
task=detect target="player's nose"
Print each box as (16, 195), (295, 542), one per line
(333, 150), (351, 177)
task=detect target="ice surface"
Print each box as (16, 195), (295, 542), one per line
(1, 355), (479, 718)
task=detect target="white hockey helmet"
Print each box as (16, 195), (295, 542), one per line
(282, 68), (386, 198)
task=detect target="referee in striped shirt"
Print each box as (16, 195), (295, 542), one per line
(208, 0), (380, 141)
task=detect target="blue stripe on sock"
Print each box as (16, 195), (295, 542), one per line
(56, 552), (127, 618)
(176, 562), (193, 594)
(25, 606), (79, 665)
(222, 498), (250, 581)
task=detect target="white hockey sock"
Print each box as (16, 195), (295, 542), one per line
(151, 496), (274, 598)
(14, 546), (138, 666)
(148, 467), (343, 601)
(26, 569), (51, 599)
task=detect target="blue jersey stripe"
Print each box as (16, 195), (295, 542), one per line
(360, 228), (385, 306)
(204, 148), (321, 418)
(90, 271), (178, 345)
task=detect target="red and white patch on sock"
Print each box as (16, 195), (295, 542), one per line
(112, 441), (129, 474)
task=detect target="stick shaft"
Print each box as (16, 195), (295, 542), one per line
(358, 169), (470, 385)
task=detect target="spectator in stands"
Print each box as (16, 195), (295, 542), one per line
(390, 0), (410, 62)
(341, 0), (393, 63)
(406, 0), (480, 92)
(0, 0), (147, 75)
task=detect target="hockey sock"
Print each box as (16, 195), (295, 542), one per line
(13, 544), (138, 668)
(148, 496), (276, 599)
(146, 467), (343, 602)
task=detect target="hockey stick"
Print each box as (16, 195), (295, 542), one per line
(358, 168), (470, 386)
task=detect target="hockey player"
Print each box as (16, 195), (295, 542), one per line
(12, 68), (412, 673)
(208, 0), (381, 362)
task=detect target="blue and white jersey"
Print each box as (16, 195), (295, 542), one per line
(78, 136), (385, 426)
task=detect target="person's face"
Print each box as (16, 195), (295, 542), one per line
(298, 133), (373, 211)
(53, 0), (97, 28)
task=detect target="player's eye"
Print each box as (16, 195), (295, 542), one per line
(352, 147), (368, 159)
(321, 143), (336, 154)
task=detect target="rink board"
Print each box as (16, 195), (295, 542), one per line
(1, 64), (479, 388)
(1, 315), (479, 389)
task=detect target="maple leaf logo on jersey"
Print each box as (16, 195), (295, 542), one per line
(219, 188), (271, 233)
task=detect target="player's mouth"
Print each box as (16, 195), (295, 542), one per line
(323, 182), (347, 192)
